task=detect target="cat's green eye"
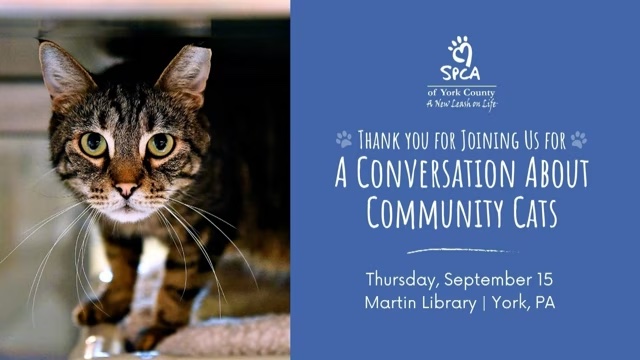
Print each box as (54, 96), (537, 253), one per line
(147, 134), (175, 158)
(80, 132), (107, 157)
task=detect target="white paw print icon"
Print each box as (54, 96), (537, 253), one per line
(336, 131), (352, 148)
(571, 131), (587, 149)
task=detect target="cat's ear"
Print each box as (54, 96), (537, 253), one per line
(39, 41), (97, 112)
(155, 45), (212, 109)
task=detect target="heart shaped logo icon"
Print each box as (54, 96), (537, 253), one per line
(448, 36), (473, 67)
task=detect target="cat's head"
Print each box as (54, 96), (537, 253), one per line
(39, 41), (212, 223)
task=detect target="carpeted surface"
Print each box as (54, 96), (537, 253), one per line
(70, 255), (290, 358)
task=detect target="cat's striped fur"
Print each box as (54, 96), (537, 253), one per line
(39, 40), (288, 351)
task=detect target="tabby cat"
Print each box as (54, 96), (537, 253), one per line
(38, 40), (289, 351)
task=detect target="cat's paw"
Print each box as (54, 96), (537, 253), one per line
(125, 325), (177, 352)
(571, 131), (587, 149)
(73, 297), (131, 326)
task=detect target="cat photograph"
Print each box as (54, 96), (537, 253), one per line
(0, 9), (289, 360)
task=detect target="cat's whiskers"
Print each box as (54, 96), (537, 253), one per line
(112, 215), (119, 235)
(0, 201), (84, 265)
(32, 167), (57, 183)
(20, 201), (83, 237)
(29, 167), (57, 190)
(174, 189), (193, 199)
(155, 211), (189, 298)
(169, 198), (258, 290)
(80, 212), (110, 319)
(29, 205), (92, 327)
(74, 209), (106, 314)
(29, 168), (74, 200)
(75, 209), (94, 308)
(34, 192), (75, 200)
(169, 198), (236, 229)
(82, 212), (104, 306)
(163, 205), (226, 318)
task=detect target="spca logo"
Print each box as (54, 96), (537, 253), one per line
(441, 35), (480, 81)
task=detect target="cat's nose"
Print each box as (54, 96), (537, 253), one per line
(114, 183), (138, 199)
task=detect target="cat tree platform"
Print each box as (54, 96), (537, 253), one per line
(68, 256), (290, 359)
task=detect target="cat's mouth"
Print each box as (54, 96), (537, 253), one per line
(105, 203), (153, 223)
